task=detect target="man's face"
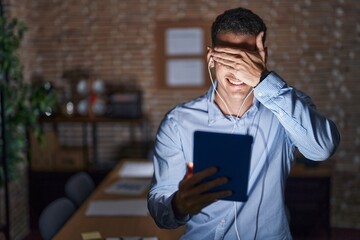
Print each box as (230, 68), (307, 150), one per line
(213, 32), (257, 102)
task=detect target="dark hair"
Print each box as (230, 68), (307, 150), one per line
(211, 7), (267, 46)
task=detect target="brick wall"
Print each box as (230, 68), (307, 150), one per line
(6, 0), (360, 230)
(0, 164), (29, 240)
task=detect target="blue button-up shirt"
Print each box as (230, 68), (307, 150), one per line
(147, 72), (340, 240)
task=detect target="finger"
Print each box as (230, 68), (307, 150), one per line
(212, 49), (244, 64)
(214, 46), (261, 57)
(214, 46), (244, 55)
(195, 189), (233, 204)
(185, 162), (194, 179)
(181, 166), (217, 189)
(179, 169), (224, 202)
(187, 162), (193, 173)
(191, 166), (218, 183)
(243, 51), (265, 69)
(186, 190), (233, 214)
(213, 53), (260, 75)
(188, 176), (229, 196)
(213, 50), (259, 68)
(212, 56), (236, 69)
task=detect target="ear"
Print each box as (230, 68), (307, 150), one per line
(209, 57), (215, 68)
(264, 46), (268, 64)
(206, 47), (215, 68)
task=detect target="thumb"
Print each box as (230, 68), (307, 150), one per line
(185, 162), (194, 179)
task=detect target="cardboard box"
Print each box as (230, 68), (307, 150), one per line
(30, 130), (59, 171)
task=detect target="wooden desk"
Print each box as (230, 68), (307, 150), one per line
(54, 159), (184, 240)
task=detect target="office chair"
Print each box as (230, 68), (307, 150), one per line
(38, 197), (76, 240)
(65, 171), (95, 207)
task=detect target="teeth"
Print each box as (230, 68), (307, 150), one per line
(228, 79), (243, 85)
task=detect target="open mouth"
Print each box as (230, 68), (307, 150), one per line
(227, 77), (244, 86)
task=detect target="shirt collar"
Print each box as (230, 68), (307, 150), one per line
(206, 80), (260, 125)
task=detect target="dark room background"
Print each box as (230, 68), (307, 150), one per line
(1, 0), (359, 239)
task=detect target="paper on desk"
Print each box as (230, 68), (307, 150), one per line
(81, 231), (102, 240)
(104, 179), (150, 195)
(119, 161), (154, 178)
(85, 199), (148, 216)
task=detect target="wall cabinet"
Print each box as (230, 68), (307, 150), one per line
(285, 164), (331, 238)
(31, 115), (151, 171)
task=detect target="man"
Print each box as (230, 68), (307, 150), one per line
(147, 7), (340, 240)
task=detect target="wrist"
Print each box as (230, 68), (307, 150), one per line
(255, 70), (270, 88)
(172, 191), (188, 220)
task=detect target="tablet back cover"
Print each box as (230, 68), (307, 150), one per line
(193, 131), (253, 202)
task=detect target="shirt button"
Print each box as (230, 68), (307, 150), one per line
(279, 112), (284, 117)
(258, 92), (263, 97)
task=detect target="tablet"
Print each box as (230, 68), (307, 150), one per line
(193, 131), (253, 202)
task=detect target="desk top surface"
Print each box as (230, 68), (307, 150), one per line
(289, 162), (332, 178)
(53, 159), (332, 240)
(54, 159), (184, 240)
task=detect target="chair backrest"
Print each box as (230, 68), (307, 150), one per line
(38, 197), (76, 240)
(65, 171), (95, 207)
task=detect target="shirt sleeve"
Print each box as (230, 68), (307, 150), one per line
(147, 113), (190, 229)
(253, 72), (340, 161)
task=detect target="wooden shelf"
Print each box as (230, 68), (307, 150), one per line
(39, 114), (148, 124)
(33, 114), (151, 171)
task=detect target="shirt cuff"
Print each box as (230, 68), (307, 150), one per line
(253, 71), (286, 102)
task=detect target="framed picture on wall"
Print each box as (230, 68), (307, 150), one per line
(155, 21), (212, 89)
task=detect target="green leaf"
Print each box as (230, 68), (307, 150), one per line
(0, 17), (59, 186)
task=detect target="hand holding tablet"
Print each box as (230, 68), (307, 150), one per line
(193, 131), (253, 202)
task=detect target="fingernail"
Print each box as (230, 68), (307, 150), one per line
(219, 177), (228, 183)
(187, 162), (194, 170)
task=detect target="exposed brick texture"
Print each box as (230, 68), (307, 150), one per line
(0, 164), (29, 240)
(4, 0), (360, 232)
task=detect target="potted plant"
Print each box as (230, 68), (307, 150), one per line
(0, 17), (58, 185)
